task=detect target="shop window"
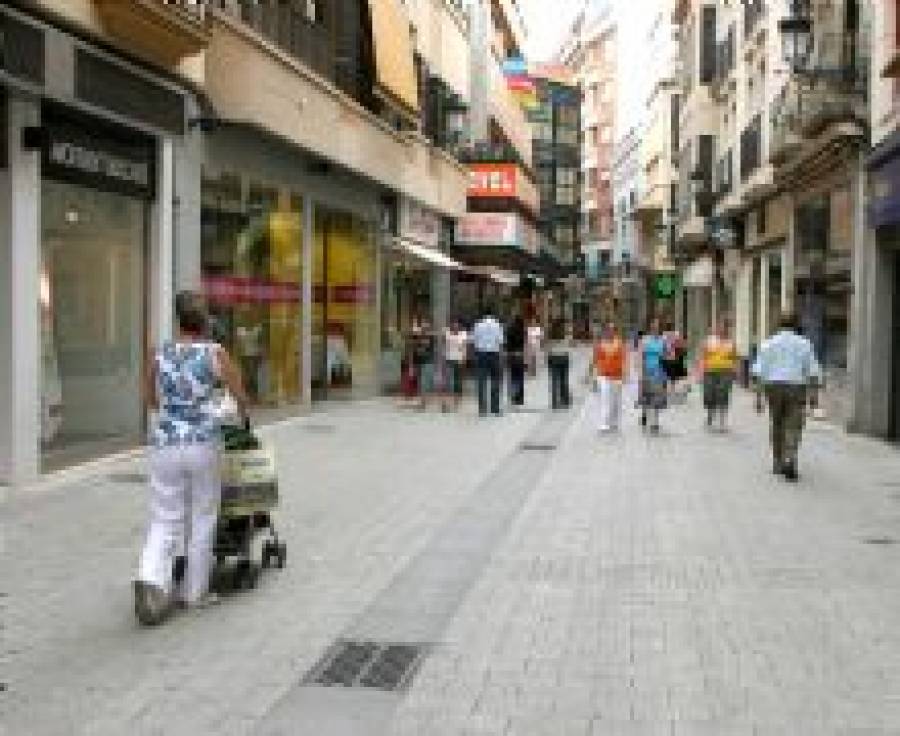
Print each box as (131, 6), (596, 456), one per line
(556, 169), (578, 206)
(201, 171), (304, 409)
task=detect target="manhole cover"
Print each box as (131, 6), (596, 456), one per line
(302, 640), (428, 692)
(519, 443), (557, 452)
(863, 537), (898, 546)
(107, 472), (147, 485)
(304, 424), (336, 433)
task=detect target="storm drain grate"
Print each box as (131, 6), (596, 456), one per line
(107, 472), (147, 485)
(863, 537), (899, 546)
(519, 442), (557, 452)
(303, 423), (337, 434)
(302, 640), (428, 692)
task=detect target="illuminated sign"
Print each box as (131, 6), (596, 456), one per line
(468, 164), (517, 198)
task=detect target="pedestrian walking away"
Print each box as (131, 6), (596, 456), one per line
(506, 314), (527, 409)
(590, 322), (627, 432)
(638, 317), (668, 433)
(546, 318), (572, 410)
(526, 319), (543, 377)
(443, 319), (468, 411)
(136, 291), (250, 625)
(472, 305), (504, 416)
(661, 321), (689, 404)
(752, 311), (822, 482)
(700, 318), (738, 431)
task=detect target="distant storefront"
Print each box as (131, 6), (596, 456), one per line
(200, 127), (382, 409)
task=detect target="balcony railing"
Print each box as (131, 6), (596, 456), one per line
(740, 114), (762, 180)
(743, 0), (765, 41)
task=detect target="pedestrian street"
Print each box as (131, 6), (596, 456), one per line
(4, 364), (900, 735)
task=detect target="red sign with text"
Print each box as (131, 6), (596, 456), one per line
(467, 164), (518, 198)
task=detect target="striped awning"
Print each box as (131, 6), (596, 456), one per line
(367, 0), (419, 118)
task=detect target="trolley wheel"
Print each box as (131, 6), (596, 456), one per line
(275, 542), (287, 569)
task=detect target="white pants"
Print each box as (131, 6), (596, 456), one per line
(593, 377), (622, 430)
(139, 443), (220, 603)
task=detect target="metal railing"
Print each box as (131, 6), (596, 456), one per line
(744, 0), (765, 40)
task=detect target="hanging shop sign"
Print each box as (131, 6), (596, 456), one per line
(467, 163), (517, 198)
(41, 105), (156, 199)
(652, 273), (680, 299)
(456, 213), (518, 246)
(400, 198), (441, 250)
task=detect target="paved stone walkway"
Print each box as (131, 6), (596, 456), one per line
(3, 363), (900, 735)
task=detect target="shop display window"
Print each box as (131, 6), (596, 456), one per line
(201, 172), (303, 408)
(40, 180), (147, 470)
(312, 207), (378, 399)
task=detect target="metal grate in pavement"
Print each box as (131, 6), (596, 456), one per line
(302, 640), (428, 692)
(107, 472), (147, 484)
(862, 537), (898, 546)
(303, 423), (337, 434)
(519, 442), (557, 452)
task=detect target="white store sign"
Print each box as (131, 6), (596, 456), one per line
(400, 198), (441, 250)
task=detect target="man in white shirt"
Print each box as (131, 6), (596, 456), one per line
(752, 312), (822, 481)
(471, 306), (504, 416)
(443, 319), (469, 411)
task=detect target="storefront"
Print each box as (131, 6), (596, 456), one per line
(39, 105), (156, 471)
(794, 183), (854, 424)
(865, 135), (900, 440)
(380, 197), (461, 393)
(0, 5), (193, 482)
(199, 127), (383, 409)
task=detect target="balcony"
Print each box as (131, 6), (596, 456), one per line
(487, 52), (533, 168)
(92, 0), (210, 63)
(743, 0), (766, 44)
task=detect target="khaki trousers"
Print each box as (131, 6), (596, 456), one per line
(765, 384), (807, 466)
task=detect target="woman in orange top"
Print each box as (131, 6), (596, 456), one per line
(591, 322), (627, 432)
(700, 318), (738, 431)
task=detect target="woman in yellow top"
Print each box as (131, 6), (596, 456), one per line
(701, 319), (738, 431)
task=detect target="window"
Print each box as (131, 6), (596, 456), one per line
(757, 202), (767, 235)
(700, 6), (717, 84)
(556, 169), (578, 205)
(556, 105), (579, 128)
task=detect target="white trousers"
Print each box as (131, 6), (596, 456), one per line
(139, 443), (220, 603)
(592, 377), (623, 430)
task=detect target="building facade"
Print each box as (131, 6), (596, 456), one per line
(668, 0), (889, 436)
(1, 0), (472, 484)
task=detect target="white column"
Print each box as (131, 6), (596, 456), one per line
(759, 251), (770, 340)
(173, 117), (203, 291)
(0, 97), (41, 484)
(149, 138), (174, 348)
(301, 197), (313, 405)
(735, 256), (752, 358)
(849, 155), (871, 432)
(782, 195), (796, 313)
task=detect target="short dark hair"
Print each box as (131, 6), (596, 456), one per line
(778, 311), (799, 331)
(175, 291), (208, 335)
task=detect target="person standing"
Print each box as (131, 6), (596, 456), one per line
(410, 314), (436, 411)
(136, 292), (249, 624)
(546, 318), (572, 410)
(506, 315), (527, 409)
(591, 322), (627, 432)
(443, 319), (468, 412)
(472, 306), (504, 417)
(526, 319), (544, 376)
(638, 317), (668, 433)
(752, 312), (822, 482)
(700, 319), (738, 431)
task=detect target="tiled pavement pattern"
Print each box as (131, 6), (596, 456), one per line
(4, 359), (900, 735)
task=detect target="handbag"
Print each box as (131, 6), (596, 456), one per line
(209, 388), (241, 425)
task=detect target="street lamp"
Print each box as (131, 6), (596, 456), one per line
(778, 0), (813, 73)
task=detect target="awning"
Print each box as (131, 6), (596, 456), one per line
(394, 238), (466, 271)
(367, 0), (419, 119)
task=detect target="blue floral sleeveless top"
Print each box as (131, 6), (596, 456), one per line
(152, 341), (218, 448)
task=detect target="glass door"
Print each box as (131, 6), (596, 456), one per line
(40, 180), (147, 471)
